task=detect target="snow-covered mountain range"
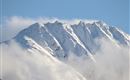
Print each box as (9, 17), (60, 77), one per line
(13, 20), (130, 60)
(1, 20), (130, 80)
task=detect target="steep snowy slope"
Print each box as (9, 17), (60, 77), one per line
(24, 36), (87, 80)
(13, 20), (130, 61)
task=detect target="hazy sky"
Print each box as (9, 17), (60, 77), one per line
(2, 0), (129, 34)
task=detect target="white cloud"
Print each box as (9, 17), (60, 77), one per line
(4, 16), (35, 28)
(1, 16), (35, 42)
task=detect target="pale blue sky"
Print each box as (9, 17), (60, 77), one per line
(2, 0), (129, 34)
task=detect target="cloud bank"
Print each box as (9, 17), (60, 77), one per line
(0, 38), (129, 80)
(1, 16), (35, 42)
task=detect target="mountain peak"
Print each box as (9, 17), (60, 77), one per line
(78, 21), (86, 26)
(30, 22), (43, 28)
(54, 20), (62, 24)
(31, 22), (40, 26)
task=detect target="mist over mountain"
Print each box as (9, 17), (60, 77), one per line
(1, 20), (130, 80)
